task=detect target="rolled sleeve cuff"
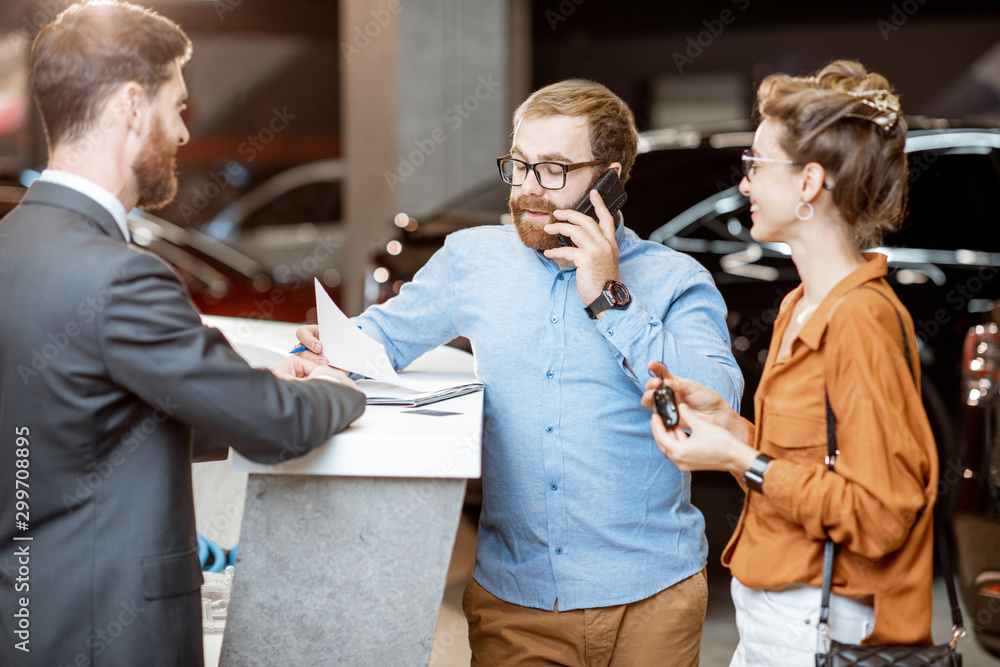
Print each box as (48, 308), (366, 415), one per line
(594, 301), (657, 352)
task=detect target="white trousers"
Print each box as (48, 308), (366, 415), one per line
(729, 577), (875, 667)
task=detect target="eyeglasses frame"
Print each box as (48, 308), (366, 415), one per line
(740, 150), (801, 181)
(497, 155), (604, 191)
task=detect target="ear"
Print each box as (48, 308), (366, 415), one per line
(609, 161), (622, 179)
(800, 162), (827, 202)
(114, 81), (148, 134)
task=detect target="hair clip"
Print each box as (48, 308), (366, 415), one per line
(844, 89), (899, 131)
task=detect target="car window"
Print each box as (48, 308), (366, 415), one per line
(242, 181), (342, 229)
(887, 148), (1000, 252)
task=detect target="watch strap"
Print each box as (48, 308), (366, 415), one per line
(585, 281), (630, 320)
(743, 453), (773, 493)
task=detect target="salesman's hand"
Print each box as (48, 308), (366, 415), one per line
(306, 365), (358, 390)
(270, 354), (321, 379)
(542, 188), (620, 312)
(294, 324), (327, 364)
(270, 355), (357, 390)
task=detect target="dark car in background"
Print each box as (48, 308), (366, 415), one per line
(201, 159), (347, 303)
(0, 178), (318, 322)
(633, 126), (1000, 656)
(959, 308), (1000, 657)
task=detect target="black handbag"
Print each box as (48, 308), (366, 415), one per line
(815, 288), (965, 667)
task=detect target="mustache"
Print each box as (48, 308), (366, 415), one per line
(509, 195), (557, 215)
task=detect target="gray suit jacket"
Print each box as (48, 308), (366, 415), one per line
(0, 182), (366, 666)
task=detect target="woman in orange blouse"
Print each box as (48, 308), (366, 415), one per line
(643, 60), (938, 666)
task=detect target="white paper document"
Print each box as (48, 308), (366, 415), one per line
(314, 279), (483, 405)
(314, 278), (418, 389)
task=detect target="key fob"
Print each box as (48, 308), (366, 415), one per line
(654, 383), (678, 429)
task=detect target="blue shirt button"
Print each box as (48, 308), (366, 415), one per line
(551, 316), (558, 324)
(546, 371), (554, 379)
(550, 483), (558, 491)
(607, 329), (614, 336)
(558, 274), (565, 281)
(555, 547), (563, 555)
(545, 426), (553, 434)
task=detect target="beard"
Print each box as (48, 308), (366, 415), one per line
(509, 194), (560, 251)
(508, 171), (604, 251)
(132, 117), (179, 210)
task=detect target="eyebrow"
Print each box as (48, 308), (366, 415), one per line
(510, 147), (576, 163)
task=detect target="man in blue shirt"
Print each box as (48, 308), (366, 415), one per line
(298, 79), (742, 665)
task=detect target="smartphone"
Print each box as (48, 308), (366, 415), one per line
(557, 168), (628, 247)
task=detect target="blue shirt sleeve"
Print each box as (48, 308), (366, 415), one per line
(593, 267), (743, 411)
(354, 239), (461, 371)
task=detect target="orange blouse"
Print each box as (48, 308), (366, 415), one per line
(722, 253), (938, 645)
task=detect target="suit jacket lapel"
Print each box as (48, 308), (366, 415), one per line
(19, 181), (127, 243)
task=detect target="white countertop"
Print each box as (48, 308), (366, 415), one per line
(201, 315), (483, 479)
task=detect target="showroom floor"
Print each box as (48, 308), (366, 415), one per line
(426, 516), (998, 667)
(194, 465), (998, 666)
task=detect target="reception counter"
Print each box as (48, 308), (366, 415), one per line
(200, 316), (482, 666)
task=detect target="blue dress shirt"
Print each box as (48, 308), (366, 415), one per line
(356, 221), (742, 610)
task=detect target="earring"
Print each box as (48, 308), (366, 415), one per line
(795, 202), (814, 221)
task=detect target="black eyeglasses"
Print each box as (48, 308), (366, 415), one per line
(740, 150), (800, 181)
(497, 155), (603, 190)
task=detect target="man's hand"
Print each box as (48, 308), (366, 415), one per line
(542, 189), (620, 312)
(269, 354), (358, 390)
(306, 365), (358, 390)
(294, 324), (327, 364)
(270, 354), (322, 380)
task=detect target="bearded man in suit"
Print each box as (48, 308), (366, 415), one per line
(0, 3), (365, 665)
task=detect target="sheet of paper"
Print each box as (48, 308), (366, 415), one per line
(314, 278), (420, 389)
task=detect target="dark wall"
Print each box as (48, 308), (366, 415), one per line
(531, 0), (1000, 129)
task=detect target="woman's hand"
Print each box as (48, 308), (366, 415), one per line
(641, 361), (742, 435)
(652, 404), (758, 474)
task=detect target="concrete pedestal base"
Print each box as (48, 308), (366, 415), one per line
(220, 474), (467, 666)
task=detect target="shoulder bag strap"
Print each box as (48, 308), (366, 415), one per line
(817, 285), (964, 644)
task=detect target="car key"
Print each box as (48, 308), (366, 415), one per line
(653, 372), (679, 429)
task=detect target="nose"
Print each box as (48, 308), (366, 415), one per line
(519, 167), (545, 197)
(178, 121), (190, 147)
(738, 175), (750, 196)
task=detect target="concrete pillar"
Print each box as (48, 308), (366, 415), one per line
(337, 0), (516, 315)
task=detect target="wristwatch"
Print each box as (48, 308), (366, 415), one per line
(585, 280), (631, 320)
(743, 454), (774, 494)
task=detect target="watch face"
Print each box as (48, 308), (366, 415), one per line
(606, 282), (630, 306)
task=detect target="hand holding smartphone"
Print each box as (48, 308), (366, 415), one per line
(557, 168), (628, 247)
